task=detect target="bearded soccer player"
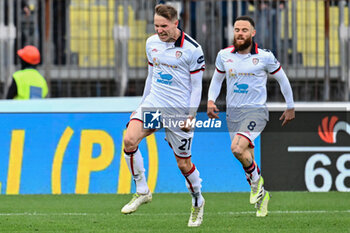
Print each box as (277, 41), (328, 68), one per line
(207, 16), (295, 217)
(121, 4), (206, 227)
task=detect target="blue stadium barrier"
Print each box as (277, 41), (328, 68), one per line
(0, 97), (257, 194)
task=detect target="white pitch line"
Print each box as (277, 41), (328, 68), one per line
(133, 210), (350, 216)
(0, 212), (88, 216)
(1, 210), (349, 217)
(219, 210), (350, 215)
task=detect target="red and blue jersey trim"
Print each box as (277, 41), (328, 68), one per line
(174, 30), (185, 48)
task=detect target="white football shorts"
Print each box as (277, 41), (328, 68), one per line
(130, 95), (194, 158)
(226, 108), (268, 147)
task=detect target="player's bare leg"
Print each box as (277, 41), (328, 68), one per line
(231, 134), (268, 216)
(175, 156), (205, 227)
(121, 120), (154, 214)
(124, 119), (154, 152)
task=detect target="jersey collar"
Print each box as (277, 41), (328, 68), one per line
(174, 29), (185, 48)
(231, 41), (259, 55)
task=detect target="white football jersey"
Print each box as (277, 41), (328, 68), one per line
(215, 42), (280, 108)
(145, 31), (205, 109)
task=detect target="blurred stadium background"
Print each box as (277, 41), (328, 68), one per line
(1, 0), (350, 105)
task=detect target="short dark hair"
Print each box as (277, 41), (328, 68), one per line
(234, 15), (255, 28)
(155, 4), (178, 21)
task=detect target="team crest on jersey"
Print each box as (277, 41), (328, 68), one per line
(252, 58), (259, 65)
(175, 51), (182, 59)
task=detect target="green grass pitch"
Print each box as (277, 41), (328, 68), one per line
(0, 192), (349, 232)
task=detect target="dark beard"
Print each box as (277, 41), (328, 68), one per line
(233, 38), (252, 51)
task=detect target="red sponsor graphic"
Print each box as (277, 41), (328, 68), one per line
(318, 116), (338, 143)
(318, 116), (350, 144)
(152, 48), (158, 52)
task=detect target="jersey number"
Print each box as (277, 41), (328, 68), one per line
(179, 138), (192, 150)
(247, 121), (256, 131)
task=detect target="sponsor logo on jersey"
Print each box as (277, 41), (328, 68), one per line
(233, 82), (249, 94)
(153, 57), (178, 69)
(237, 73), (255, 76)
(157, 72), (173, 85)
(153, 57), (159, 66)
(197, 55), (204, 64)
(318, 116), (350, 143)
(160, 63), (178, 68)
(229, 68), (237, 78)
(252, 58), (259, 65)
(175, 51), (182, 59)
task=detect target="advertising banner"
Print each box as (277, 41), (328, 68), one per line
(5, 99), (346, 194)
(261, 110), (350, 192)
(0, 99), (259, 194)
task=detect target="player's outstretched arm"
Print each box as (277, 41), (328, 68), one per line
(271, 67), (295, 126)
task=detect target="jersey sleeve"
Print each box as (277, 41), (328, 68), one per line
(215, 51), (225, 73)
(266, 51), (281, 74)
(189, 46), (205, 74)
(272, 67), (295, 109)
(208, 69), (225, 102)
(140, 65), (153, 104)
(145, 39), (153, 66)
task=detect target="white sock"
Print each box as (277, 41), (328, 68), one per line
(183, 164), (204, 207)
(244, 161), (260, 183)
(124, 148), (149, 194)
